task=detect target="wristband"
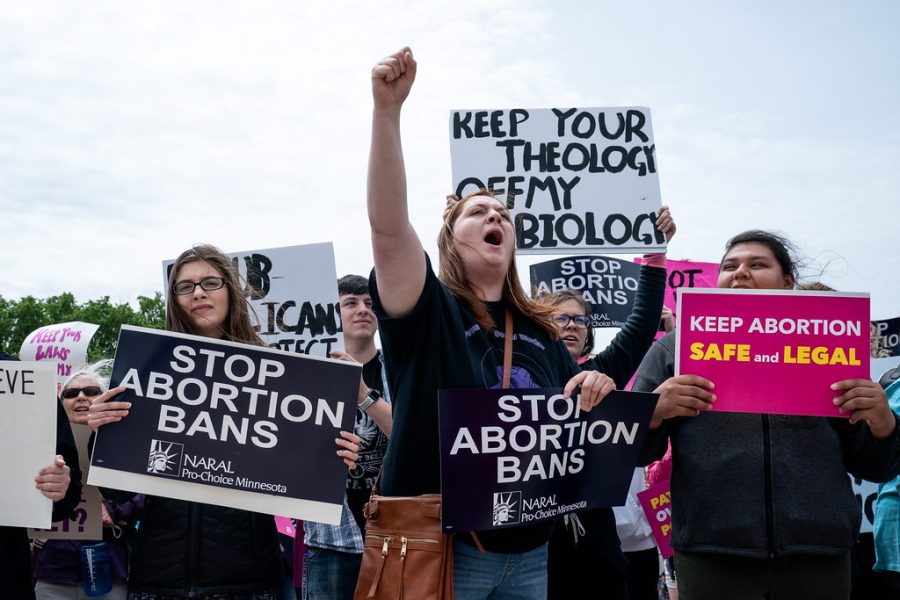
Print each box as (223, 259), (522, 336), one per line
(358, 388), (382, 412)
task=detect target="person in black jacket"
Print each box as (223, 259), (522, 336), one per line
(87, 245), (360, 600)
(540, 212), (673, 600)
(633, 230), (900, 600)
(0, 349), (81, 600)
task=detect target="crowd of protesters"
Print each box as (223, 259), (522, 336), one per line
(1, 46), (899, 600)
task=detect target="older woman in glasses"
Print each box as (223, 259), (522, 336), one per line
(540, 207), (675, 600)
(89, 244), (360, 600)
(34, 362), (142, 600)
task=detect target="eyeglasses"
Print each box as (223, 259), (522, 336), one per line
(553, 314), (591, 329)
(173, 277), (226, 295)
(61, 386), (102, 399)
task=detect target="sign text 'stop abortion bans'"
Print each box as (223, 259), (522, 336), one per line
(90, 326), (359, 523)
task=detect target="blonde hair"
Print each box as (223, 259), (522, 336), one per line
(437, 189), (559, 340)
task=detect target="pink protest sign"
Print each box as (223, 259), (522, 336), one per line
(637, 481), (673, 559)
(275, 515), (296, 538)
(676, 289), (870, 417)
(636, 258), (719, 313)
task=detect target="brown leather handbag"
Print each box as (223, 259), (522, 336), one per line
(353, 311), (513, 600)
(353, 489), (453, 600)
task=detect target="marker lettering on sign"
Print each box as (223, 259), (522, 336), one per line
(552, 108), (650, 143)
(494, 140), (656, 178)
(514, 211), (664, 250)
(259, 301), (340, 340)
(0, 368), (36, 395)
(452, 109), (530, 139)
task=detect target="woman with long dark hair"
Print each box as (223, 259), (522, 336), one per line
(89, 244), (359, 600)
(633, 230), (900, 600)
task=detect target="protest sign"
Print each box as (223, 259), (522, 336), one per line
(19, 321), (100, 385)
(275, 516), (297, 538)
(163, 243), (343, 358)
(636, 258), (719, 314)
(676, 289), (869, 417)
(0, 361), (56, 528)
(872, 317), (900, 357)
(89, 325), (359, 524)
(637, 481), (673, 559)
(529, 256), (642, 327)
(438, 388), (657, 532)
(449, 107), (664, 254)
(850, 476), (878, 534)
(29, 424), (103, 540)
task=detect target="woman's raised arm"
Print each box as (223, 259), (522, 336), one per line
(368, 47), (426, 318)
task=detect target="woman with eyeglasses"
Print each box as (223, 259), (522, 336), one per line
(33, 362), (142, 600)
(540, 209), (674, 600)
(88, 244), (360, 600)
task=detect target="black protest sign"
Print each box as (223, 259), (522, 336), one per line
(530, 256), (643, 327)
(89, 326), (359, 523)
(449, 108), (664, 254)
(872, 317), (900, 357)
(438, 388), (657, 532)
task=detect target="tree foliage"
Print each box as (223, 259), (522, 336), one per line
(0, 292), (166, 362)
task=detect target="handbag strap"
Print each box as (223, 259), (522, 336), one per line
(502, 309), (513, 389)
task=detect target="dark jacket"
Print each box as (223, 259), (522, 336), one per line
(33, 496), (143, 584)
(101, 490), (283, 595)
(548, 264), (666, 600)
(633, 331), (900, 559)
(0, 350), (82, 600)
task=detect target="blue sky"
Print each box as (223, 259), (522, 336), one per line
(1, 1), (898, 319)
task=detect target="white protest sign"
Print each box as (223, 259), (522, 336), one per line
(29, 424), (103, 540)
(19, 322), (100, 386)
(163, 243), (343, 357)
(450, 107), (664, 254)
(0, 361), (57, 528)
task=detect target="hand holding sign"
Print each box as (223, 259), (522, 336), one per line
(563, 370), (616, 412)
(649, 374), (716, 429)
(336, 430), (361, 471)
(832, 379), (896, 438)
(35, 455), (71, 502)
(655, 205), (676, 243)
(372, 47), (416, 110)
(87, 386), (130, 431)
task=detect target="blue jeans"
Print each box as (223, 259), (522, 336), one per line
(453, 539), (548, 600)
(301, 547), (362, 600)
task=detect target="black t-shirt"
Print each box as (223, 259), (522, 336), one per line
(370, 254), (578, 553)
(345, 352), (389, 531)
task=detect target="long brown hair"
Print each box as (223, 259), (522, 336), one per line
(166, 244), (263, 346)
(437, 189), (559, 340)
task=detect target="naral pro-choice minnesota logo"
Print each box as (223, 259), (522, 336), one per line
(147, 440), (184, 476)
(492, 491), (521, 526)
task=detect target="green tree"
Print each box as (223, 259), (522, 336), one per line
(0, 293), (166, 362)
